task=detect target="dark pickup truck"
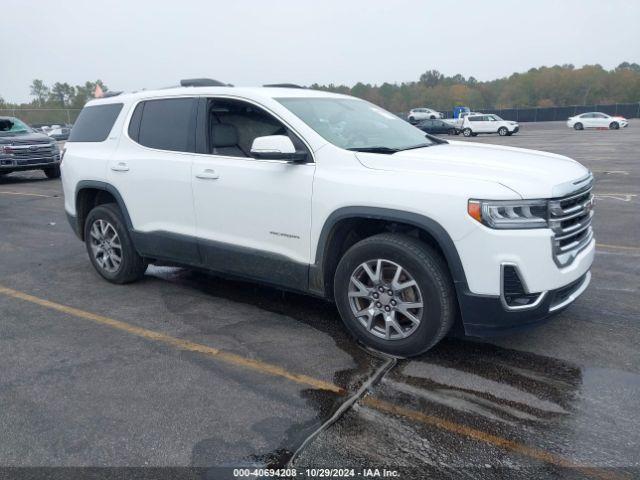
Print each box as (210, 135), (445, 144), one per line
(0, 117), (61, 178)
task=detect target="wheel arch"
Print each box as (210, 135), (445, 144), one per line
(74, 181), (133, 240)
(310, 207), (468, 300)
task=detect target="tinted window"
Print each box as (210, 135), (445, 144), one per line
(68, 103), (123, 142)
(137, 98), (196, 152)
(469, 116), (481, 122)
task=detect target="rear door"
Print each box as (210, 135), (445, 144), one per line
(592, 113), (609, 127)
(107, 96), (199, 264)
(581, 113), (595, 128)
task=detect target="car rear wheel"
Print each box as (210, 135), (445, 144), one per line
(463, 128), (472, 137)
(43, 165), (61, 179)
(498, 127), (508, 136)
(334, 233), (456, 357)
(408, 116), (415, 123)
(609, 122), (619, 130)
(84, 203), (147, 284)
(574, 122), (583, 130)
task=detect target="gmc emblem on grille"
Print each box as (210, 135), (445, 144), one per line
(28, 145), (40, 151)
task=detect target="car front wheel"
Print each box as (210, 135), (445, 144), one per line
(84, 203), (147, 284)
(44, 165), (61, 179)
(609, 122), (619, 130)
(574, 122), (583, 130)
(498, 127), (508, 136)
(334, 233), (456, 357)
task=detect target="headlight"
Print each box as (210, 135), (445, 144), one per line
(468, 199), (548, 229)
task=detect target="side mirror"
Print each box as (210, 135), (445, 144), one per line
(250, 135), (308, 162)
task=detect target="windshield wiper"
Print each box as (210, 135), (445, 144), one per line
(347, 146), (399, 154)
(396, 143), (434, 151)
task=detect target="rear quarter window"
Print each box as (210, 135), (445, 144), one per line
(68, 103), (123, 142)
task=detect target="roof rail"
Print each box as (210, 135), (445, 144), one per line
(263, 83), (305, 89)
(102, 91), (123, 98)
(180, 78), (229, 87)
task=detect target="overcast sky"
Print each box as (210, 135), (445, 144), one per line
(2, 0), (638, 103)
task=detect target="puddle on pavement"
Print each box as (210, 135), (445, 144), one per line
(378, 338), (640, 466)
(146, 267), (640, 467)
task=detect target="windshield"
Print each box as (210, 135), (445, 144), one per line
(0, 117), (33, 136)
(489, 114), (503, 121)
(277, 97), (437, 151)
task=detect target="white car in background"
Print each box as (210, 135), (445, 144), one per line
(408, 108), (443, 123)
(461, 114), (519, 137)
(567, 112), (628, 130)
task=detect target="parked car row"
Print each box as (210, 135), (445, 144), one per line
(408, 106), (630, 137)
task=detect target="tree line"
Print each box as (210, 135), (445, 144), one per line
(311, 62), (640, 113)
(1, 62), (639, 117)
(0, 79), (108, 111)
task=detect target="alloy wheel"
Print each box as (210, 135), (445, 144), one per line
(348, 259), (424, 340)
(89, 219), (122, 273)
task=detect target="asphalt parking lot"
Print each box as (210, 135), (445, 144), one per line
(1, 121), (638, 478)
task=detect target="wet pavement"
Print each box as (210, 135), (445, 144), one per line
(1, 122), (639, 478)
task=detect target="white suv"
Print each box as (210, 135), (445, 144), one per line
(461, 114), (519, 137)
(61, 80), (595, 356)
(408, 108), (443, 123)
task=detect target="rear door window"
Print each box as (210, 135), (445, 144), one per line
(68, 103), (123, 142)
(134, 98), (197, 152)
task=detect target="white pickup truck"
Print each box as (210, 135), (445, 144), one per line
(62, 81), (593, 356)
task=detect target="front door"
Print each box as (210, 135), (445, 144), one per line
(191, 97), (315, 290)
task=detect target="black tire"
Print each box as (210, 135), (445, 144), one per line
(574, 122), (583, 131)
(471, 132), (478, 137)
(430, 115), (436, 119)
(498, 127), (508, 136)
(463, 128), (472, 137)
(44, 165), (61, 179)
(334, 233), (456, 357)
(609, 122), (619, 130)
(84, 203), (146, 284)
(408, 116), (415, 123)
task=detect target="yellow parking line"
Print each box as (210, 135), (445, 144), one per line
(0, 285), (344, 395)
(0, 284), (624, 478)
(597, 243), (640, 253)
(362, 397), (625, 480)
(0, 190), (55, 198)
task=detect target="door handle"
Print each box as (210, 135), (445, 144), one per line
(196, 169), (220, 180)
(111, 162), (129, 172)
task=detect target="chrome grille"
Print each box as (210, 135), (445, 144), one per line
(8, 144), (55, 159)
(549, 184), (594, 267)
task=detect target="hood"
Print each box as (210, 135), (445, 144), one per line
(0, 132), (55, 145)
(355, 141), (590, 198)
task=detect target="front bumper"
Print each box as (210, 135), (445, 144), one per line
(0, 156), (60, 171)
(459, 271), (591, 336)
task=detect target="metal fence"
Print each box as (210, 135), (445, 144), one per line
(443, 102), (640, 122)
(0, 108), (81, 126)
